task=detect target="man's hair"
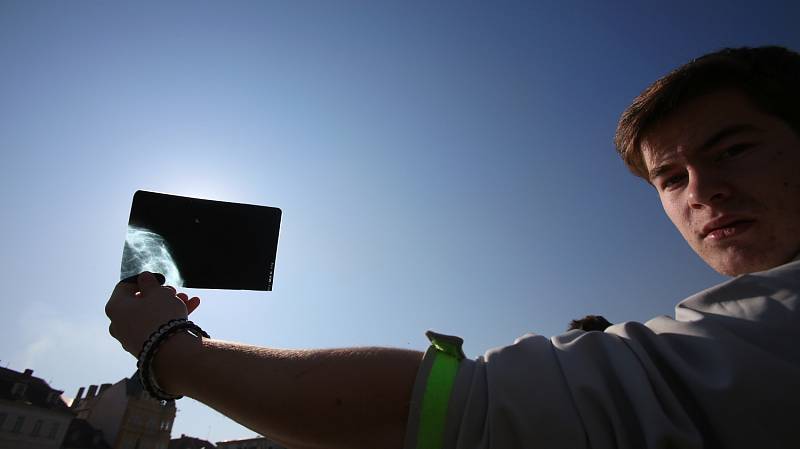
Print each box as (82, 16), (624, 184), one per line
(567, 315), (612, 332)
(614, 45), (800, 181)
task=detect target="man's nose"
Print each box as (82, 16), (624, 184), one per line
(687, 168), (732, 209)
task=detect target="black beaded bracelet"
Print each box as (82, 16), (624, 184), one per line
(139, 321), (191, 401)
(144, 321), (209, 400)
(137, 319), (209, 401)
(137, 319), (187, 367)
(139, 320), (210, 401)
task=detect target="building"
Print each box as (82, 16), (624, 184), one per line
(169, 434), (216, 449)
(71, 375), (176, 449)
(0, 367), (73, 449)
(61, 418), (112, 449)
(216, 436), (286, 449)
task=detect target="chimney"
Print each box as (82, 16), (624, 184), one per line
(71, 387), (84, 408)
(23, 369), (33, 377)
(98, 383), (112, 395)
(86, 385), (98, 398)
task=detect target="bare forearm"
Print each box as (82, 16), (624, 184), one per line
(153, 333), (423, 449)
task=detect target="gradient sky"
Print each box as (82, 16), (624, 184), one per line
(1, 0), (799, 443)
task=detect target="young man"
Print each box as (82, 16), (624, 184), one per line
(106, 46), (800, 449)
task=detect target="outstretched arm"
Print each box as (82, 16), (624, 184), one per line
(106, 272), (422, 449)
(156, 335), (421, 449)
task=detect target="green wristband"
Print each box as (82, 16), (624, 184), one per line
(416, 332), (465, 449)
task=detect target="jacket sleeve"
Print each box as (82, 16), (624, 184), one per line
(406, 259), (800, 449)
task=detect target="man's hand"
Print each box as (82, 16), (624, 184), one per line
(105, 271), (201, 357)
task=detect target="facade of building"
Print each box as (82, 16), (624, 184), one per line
(0, 367), (73, 449)
(71, 375), (176, 449)
(215, 436), (286, 449)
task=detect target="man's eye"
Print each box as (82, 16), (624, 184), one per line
(717, 143), (753, 160)
(661, 174), (686, 190)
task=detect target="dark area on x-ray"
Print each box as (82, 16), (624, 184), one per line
(121, 190), (281, 291)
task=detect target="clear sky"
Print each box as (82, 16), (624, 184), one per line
(1, 0), (798, 443)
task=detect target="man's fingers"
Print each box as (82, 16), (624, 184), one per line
(121, 272), (165, 284)
(176, 293), (200, 314)
(112, 279), (140, 296)
(164, 285), (177, 294)
(137, 272), (161, 292)
(186, 297), (201, 314)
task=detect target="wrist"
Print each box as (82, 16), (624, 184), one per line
(151, 330), (204, 396)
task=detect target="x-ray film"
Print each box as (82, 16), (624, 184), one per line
(121, 190), (281, 291)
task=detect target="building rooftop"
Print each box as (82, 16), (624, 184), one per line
(170, 434), (217, 449)
(0, 366), (72, 413)
(71, 373), (176, 411)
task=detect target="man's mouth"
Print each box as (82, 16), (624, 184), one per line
(702, 219), (756, 241)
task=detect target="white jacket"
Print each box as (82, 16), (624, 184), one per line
(405, 256), (800, 449)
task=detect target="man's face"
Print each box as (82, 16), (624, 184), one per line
(641, 90), (800, 276)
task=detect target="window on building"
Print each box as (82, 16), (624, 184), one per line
(12, 416), (25, 433)
(11, 382), (27, 398)
(31, 419), (43, 437)
(47, 422), (59, 439)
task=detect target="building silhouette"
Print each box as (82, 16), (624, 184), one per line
(2, 365), (284, 449)
(71, 375), (176, 449)
(169, 434), (216, 449)
(216, 436), (286, 449)
(0, 366), (73, 449)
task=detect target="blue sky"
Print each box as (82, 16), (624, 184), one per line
(2, 0), (799, 443)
